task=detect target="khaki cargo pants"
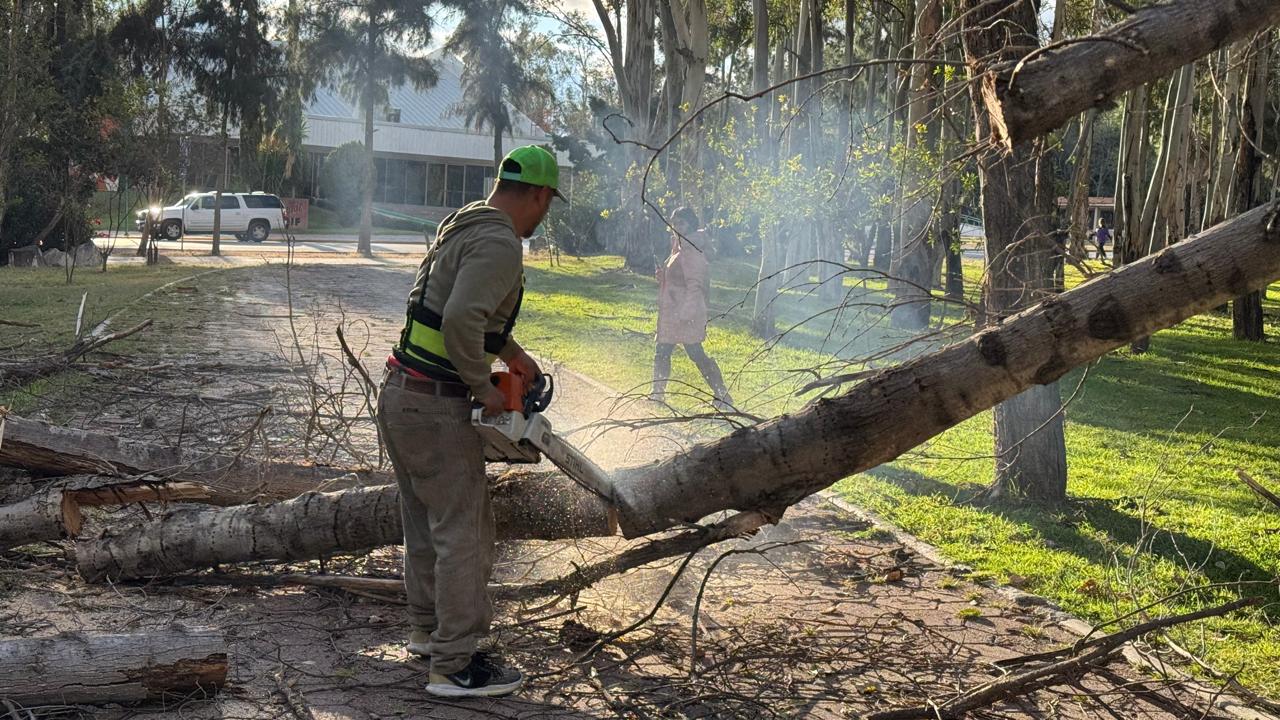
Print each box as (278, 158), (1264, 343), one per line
(377, 375), (495, 675)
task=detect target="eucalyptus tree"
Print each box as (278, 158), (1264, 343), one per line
(309, 0), (438, 257)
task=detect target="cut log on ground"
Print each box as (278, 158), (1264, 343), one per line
(0, 488), (80, 551)
(0, 412), (389, 504)
(77, 472), (614, 582)
(0, 477), (208, 551)
(607, 202), (1280, 537)
(977, 0), (1280, 147)
(0, 625), (227, 705)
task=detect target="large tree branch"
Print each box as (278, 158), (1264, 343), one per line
(978, 0), (1280, 147)
(610, 202), (1280, 537)
(590, 0), (630, 104)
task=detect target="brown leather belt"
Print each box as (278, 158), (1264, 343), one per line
(385, 367), (471, 399)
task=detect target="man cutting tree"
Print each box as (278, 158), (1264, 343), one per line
(378, 145), (562, 698)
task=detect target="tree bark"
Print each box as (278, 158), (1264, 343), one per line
(962, 0), (1067, 503)
(1232, 35), (1270, 342)
(77, 474), (613, 582)
(749, 0), (778, 337)
(212, 104), (228, 257)
(610, 182), (1280, 537)
(0, 487), (79, 550)
(975, 0), (1280, 148)
(0, 626), (226, 705)
(358, 93), (374, 258)
(889, 0), (944, 329)
(1114, 86), (1149, 273)
(0, 477), (208, 550)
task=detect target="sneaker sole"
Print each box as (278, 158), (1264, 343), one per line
(425, 678), (523, 698)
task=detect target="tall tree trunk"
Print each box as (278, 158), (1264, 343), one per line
(1066, 111), (1096, 259)
(962, 0), (1067, 503)
(212, 103), (228, 257)
(1232, 35), (1270, 341)
(750, 0), (779, 337)
(940, 42), (965, 303)
(620, 0), (657, 274)
(493, 124), (502, 171)
(1204, 45), (1245, 231)
(0, 0), (15, 250)
(1130, 63), (1195, 353)
(890, 0), (943, 328)
(1113, 86), (1148, 274)
(358, 90), (374, 258)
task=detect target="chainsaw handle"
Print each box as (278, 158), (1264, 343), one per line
(524, 374), (553, 417)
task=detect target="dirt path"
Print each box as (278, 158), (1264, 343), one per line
(1, 262), (1238, 719)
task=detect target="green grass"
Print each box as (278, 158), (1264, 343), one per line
(517, 252), (1280, 694)
(0, 264), (200, 415)
(0, 265), (196, 346)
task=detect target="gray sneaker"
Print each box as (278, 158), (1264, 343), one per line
(426, 652), (524, 698)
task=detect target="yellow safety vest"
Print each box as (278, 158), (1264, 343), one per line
(393, 235), (522, 382)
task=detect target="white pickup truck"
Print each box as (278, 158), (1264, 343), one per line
(136, 191), (290, 243)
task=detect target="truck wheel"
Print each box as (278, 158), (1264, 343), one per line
(248, 220), (270, 243)
(161, 220), (182, 240)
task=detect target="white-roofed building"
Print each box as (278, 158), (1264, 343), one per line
(289, 51), (569, 220)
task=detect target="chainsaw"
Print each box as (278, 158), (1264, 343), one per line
(471, 371), (616, 503)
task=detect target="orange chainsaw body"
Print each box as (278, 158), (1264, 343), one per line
(489, 371), (527, 413)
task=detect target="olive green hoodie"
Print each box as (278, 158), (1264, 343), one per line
(406, 201), (523, 397)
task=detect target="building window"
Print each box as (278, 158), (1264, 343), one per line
(405, 161), (426, 205)
(426, 163), (446, 207)
(385, 159), (406, 204)
(426, 162), (498, 208)
(464, 165), (486, 205)
(385, 107), (401, 123)
(446, 164), (465, 208)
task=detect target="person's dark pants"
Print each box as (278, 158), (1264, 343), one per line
(652, 342), (733, 406)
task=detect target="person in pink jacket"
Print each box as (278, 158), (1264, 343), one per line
(652, 207), (734, 409)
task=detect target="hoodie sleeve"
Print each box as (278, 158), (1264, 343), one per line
(441, 231), (524, 398)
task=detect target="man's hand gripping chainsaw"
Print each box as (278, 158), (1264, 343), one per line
(470, 371), (616, 503)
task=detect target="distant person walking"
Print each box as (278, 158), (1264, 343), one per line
(1093, 218), (1111, 260)
(652, 207), (734, 410)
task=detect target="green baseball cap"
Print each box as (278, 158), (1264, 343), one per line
(499, 145), (565, 200)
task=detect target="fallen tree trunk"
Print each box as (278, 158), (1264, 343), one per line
(77, 472), (614, 582)
(76, 204), (1280, 574)
(0, 412), (388, 504)
(0, 477), (208, 551)
(977, 0), (1280, 148)
(607, 202), (1280, 537)
(0, 625), (227, 705)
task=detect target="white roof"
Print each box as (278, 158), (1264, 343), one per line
(304, 51), (569, 165)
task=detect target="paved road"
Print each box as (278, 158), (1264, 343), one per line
(102, 230), (428, 256)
